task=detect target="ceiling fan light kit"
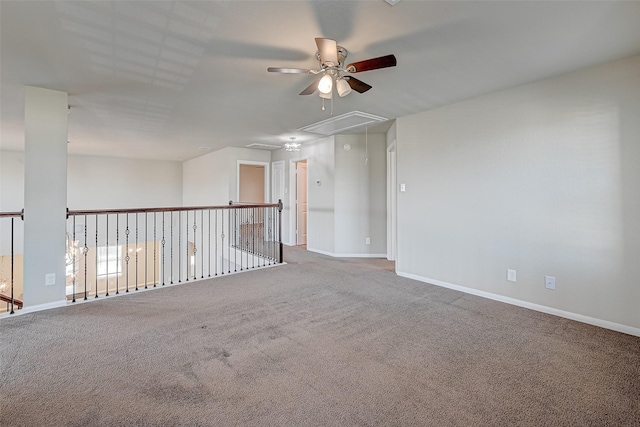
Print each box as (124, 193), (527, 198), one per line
(268, 37), (397, 106)
(318, 74), (333, 94)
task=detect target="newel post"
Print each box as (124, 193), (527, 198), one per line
(277, 199), (283, 263)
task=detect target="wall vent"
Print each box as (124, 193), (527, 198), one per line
(298, 111), (387, 136)
(246, 143), (281, 150)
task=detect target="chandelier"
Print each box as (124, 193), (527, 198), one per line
(284, 137), (301, 152)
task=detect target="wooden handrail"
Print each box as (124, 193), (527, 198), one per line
(0, 211), (22, 218)
(0, 293), (23, 309)
(67, 202), (280, 216)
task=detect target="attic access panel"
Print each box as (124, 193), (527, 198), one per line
(298, 111), (387, 136)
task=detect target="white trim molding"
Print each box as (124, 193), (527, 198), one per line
(308, 248), (387, 258)
(397, 271), (640, 338)
(1, 299), (67, 318)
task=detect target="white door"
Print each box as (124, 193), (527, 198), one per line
(296, 161), (307, 245)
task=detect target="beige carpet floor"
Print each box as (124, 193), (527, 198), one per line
(1, 247), (639, 426)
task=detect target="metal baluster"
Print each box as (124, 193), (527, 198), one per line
(227, 209), (231, 274)
(72, 215), (76, 302)
(153, 212), (157, 287)
(95, 215), (98, 298)
(272, 205), (276, 263)
(278, 199), (283, 264)
(125, 214), (130, 293)
(267, 207), (272, 264)
(105, 214), (109, 296)
(215, 210), (218, 276)
(171, 211), (174, 284)
(10, 218), (15, 314)
(162, 212), (166, 286)
(251, 208), (256, 269)
(193, 210), (197, 281)
(178, 210), (181, 283)
(135, 213), (139, 291)
(208, 210), (211, 278)
(240, 207), (244, 271)
(201, 210), (204, 278)
(84, 214), (88, 299)
(185, 211), (189, 282)
(116, 214), (119, 294)
(234, 208), (237, 273)
(144, 212), (148, 289)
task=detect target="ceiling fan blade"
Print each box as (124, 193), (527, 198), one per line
(299, 78), (321, 95)
(267, 67), (312, 74)
(345, 76), (372, 93)
(346, 54), (397, 73)
(315, 38), (338, 67)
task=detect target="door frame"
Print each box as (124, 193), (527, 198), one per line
(387, 139), (397, 261)
(288, 158), (308, 247)
(236, 160), (270, 203)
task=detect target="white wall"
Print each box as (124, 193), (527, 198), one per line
(272, 137), (335, 250)
(305, 139), (335, 254)
(396, 54), (640, 333)
(68, 155), (182, 209)
(1, 152), (183, 210)
(0, 150), (25, 212)
(272, 134), (387, 257)
(182, 148), (230, 206)
(335, 134), (386, 256)
(1, 151), (183, 255)
(182, 147), (270, 206)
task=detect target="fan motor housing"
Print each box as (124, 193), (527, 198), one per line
(316, 46), (348, 69)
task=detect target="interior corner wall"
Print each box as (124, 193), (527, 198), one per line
(271, 137), (335, 251)
(396, 54), (640, 333)
(334, 134), (386, 256)
(183, 148), (231, 206)
(182, 147), (271, 207)
(227, 147), (271, 202)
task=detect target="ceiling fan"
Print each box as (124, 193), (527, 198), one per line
(267, 38), (397, 99)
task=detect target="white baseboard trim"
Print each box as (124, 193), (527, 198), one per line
(3, 299), (67, 318)
(397, 271), (640, 338)
(307, 248), (387, 258)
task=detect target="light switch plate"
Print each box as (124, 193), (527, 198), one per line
(545, 276), (556, 290)
(45, 273), (56, 286)
(507, 269), (516, 282)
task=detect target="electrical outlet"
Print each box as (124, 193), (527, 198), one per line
(507, 269), (516, 282)
(545, 276), (556, 290)
(365, 237), (371, 245)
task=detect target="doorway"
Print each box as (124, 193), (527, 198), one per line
(238, 164), (265, 203)
(295, 160), (307, 246)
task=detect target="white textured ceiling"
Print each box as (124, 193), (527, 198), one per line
(2, 1), (640, 161)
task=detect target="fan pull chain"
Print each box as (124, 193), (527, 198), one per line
(365, 124), (368, 165)
(322, 97), (325, 111)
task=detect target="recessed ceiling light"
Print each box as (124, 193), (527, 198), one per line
(198, 146), (211, 150)
(385, 0), (401, 5)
